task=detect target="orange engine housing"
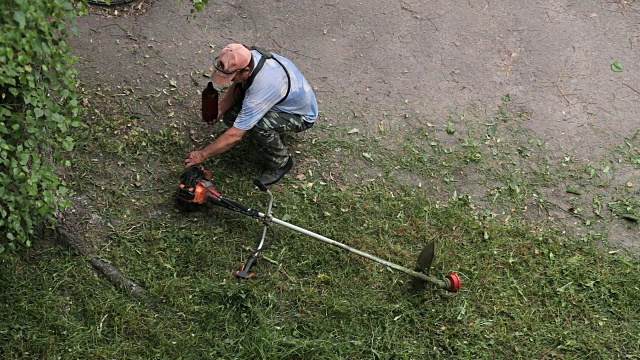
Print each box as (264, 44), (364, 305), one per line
(178, 181), (217, 205)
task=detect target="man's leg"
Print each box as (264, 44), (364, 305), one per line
(251, 111), (312, 184)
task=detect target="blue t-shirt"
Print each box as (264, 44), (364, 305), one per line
(233, 50), (319, 131)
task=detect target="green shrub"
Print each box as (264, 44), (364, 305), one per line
(0, 0), (83, 250)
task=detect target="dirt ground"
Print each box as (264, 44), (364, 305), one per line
(69, 1), (639, 249)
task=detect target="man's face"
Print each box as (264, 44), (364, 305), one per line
(231, 67), (251, 84)
(212, 56), (251, 84)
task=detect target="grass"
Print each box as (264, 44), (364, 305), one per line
(1, 89), (640, 359)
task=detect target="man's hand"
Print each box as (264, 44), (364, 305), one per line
(184, 150), (207, 167)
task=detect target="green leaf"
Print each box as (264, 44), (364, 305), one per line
(566, 186), (581, 195)
(611, 61), (623, 72)
(63, 140), (74, 151)
(445, 122), (456, 135)
(19, 153), (29, 166)
(509, 180), (519, 193)
(58, 186), (69, 196)
(620, 213), (639, 222)
(14, 11), (26, 28)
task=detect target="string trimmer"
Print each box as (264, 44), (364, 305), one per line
(177, 166), (462, 292)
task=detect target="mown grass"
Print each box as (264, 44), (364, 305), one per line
(1, 90), (639, 359)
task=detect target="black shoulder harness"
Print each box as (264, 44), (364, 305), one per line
(240, 46), (291, 105)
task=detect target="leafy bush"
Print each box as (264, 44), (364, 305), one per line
(0, 0), (83, 250)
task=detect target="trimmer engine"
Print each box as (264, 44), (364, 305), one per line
(177, 166), (219, 210)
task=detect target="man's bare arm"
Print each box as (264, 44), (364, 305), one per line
(184, 127), (246, 167)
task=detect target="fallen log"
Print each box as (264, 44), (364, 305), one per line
(55, 225), (149, 301)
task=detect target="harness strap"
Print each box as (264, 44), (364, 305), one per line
(240, 46), (291, 105)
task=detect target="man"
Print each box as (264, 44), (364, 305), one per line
(184, 43), (318, 185)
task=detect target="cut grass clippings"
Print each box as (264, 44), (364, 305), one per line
(1, 89), (640, 359)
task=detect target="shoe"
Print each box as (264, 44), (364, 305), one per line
(258, 156), (294, 186)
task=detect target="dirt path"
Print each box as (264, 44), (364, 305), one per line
(69, 0), (640, 250)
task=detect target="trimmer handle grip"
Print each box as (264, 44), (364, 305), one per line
(253, 179), (268, 192)
(235, 254), (258, 279)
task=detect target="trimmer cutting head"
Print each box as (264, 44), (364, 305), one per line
(412, 241), (462, 292)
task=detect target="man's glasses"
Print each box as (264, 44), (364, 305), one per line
(213, 56), (239, 76)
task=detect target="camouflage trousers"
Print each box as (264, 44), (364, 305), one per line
(223, 105), (314, 169)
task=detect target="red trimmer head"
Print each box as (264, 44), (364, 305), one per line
(446, 273), (462, 292)
(412, 241), (462, 292)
